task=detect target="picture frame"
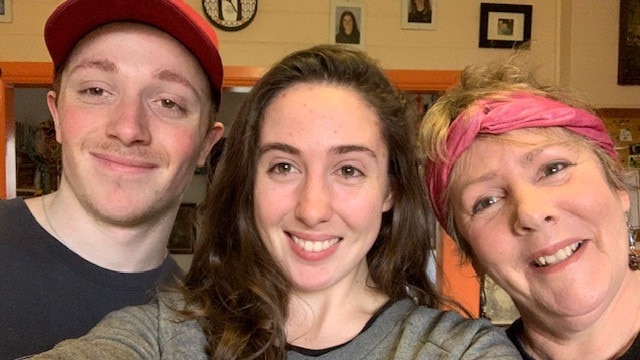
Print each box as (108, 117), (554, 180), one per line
(167, 203), (196, 254)
(0, 0), (12, 23)
(480, 275), (520, 326)
(401, 0), (436, 30)
(478, 3), (532, 49)
(330, 0), (364, 47)
(618, 0), (640, 85)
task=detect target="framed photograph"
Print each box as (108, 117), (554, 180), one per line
(479, 3), (532, 49)
(401, 0), (436, 30)
(167, 203), (196, 254)
(330, 0), (364, 47)
(481, 275), (520, 326)
(0, 0), (12, 23)
(618, 0), (640, 85)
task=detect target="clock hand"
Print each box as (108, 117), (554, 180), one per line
(225, 0), (238, 14)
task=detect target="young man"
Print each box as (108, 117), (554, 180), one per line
(0, 1), (224, 358)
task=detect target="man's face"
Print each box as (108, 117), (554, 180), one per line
(48, 22), (222, 226)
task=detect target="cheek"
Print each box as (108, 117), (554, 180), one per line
(458, 219), (509, 266)
(160, 127), (206, 162)
(57, 110), (94, 144)
(253, 180), (286, 230)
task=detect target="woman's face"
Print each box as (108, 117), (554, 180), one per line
(254, 82), (394, 295)
(450, 129), (631, 326)
(342, 14), (354, 34)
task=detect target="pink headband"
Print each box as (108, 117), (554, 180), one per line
(425, 93), (616, 228)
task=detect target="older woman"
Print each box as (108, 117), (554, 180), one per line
(421, 59), (640, 360)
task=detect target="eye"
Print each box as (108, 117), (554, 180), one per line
(154, 98), (187, 117)
(88, 87), (104, 96)
(339, 165), (363, 178)
(268, 162), (297, 175)
(161, 99), (178, 109)
(472, 196), (499, 214)
(542, 161), (574, 177)
(80, 87), (107, 97)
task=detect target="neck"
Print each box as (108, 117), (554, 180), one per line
(285, 272), (389, 350)
(31, 189), (174, 272)
(520, 271), (640, 360)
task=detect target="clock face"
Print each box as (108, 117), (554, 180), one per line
(203, 0), (258, 31)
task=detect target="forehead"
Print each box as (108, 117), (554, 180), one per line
(450, 127), (592, 183)
(260, 82), (384, 143)
(62, 22), (210, 92)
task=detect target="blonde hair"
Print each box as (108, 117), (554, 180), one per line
(419, 55), (625, 261)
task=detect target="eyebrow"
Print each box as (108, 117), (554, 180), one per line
(67, 60), (198, 94)
(68, 59), (117, 75)
(259, 143), (377, 159)
(455, 143), (549, 191)
(154, 69), (197, 93)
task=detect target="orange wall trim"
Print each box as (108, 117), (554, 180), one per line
(439, 232), (480, 317)
(0, 62), (477, 314)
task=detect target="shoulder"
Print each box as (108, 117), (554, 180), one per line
(71, 292), (200, 345)
(392, 301), (522, 359)
(30, 293), (207, 359)
(0, 197), (29, 221)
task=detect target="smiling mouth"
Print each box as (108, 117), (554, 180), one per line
(291, 235), (341, 253)
(533, 241), (584, 267)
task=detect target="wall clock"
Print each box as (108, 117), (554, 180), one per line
(203, 0), (258, 31)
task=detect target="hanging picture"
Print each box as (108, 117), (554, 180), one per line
(331, 0), (364, 48)
(401, 0), (436, 30)
(479, 3), (532, 49)
(0, 0), (12, 23)
(618, 0), (640, 85)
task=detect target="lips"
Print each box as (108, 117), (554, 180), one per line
(533, 240), (583, 267)
(93, 152), (157, 169)
(291, 235), (341, 253)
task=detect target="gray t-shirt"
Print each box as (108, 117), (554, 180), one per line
(31, 293), (521, 359)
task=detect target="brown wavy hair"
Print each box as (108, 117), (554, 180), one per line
(183, 44), (446, 359)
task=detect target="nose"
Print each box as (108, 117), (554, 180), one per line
(295, 175), (332, 227)
(512, 185), (557, 234)
(106, 98), (152, 146)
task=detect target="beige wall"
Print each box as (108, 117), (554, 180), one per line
(0, 0), (637, 107)
(561, 0), (640, 107)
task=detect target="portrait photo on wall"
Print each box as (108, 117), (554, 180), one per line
(0, 0), (12, 23)
(331, 1), (364, 47)
(479, 3), (532, 49)
(618, 0), (640, 85)
(402, 0), (436, 30)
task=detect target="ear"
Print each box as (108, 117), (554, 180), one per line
(46, 90), (62, 144)
(382, 185), (395, 212)
(618, 188), (631, 213)
(196, 122), (224, 167)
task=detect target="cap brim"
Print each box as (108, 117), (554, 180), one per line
(45, 0), (223, 107)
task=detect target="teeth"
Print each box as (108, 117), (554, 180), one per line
(292, 235), (340, 253)
(534, 241), (583, 267)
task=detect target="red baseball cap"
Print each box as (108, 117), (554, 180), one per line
(44, 0), (223, 108)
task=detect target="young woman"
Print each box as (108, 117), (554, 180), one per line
(335, 10), (360, 44)
(32, 45), (519, 359)
(421, 58), (640, 360)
